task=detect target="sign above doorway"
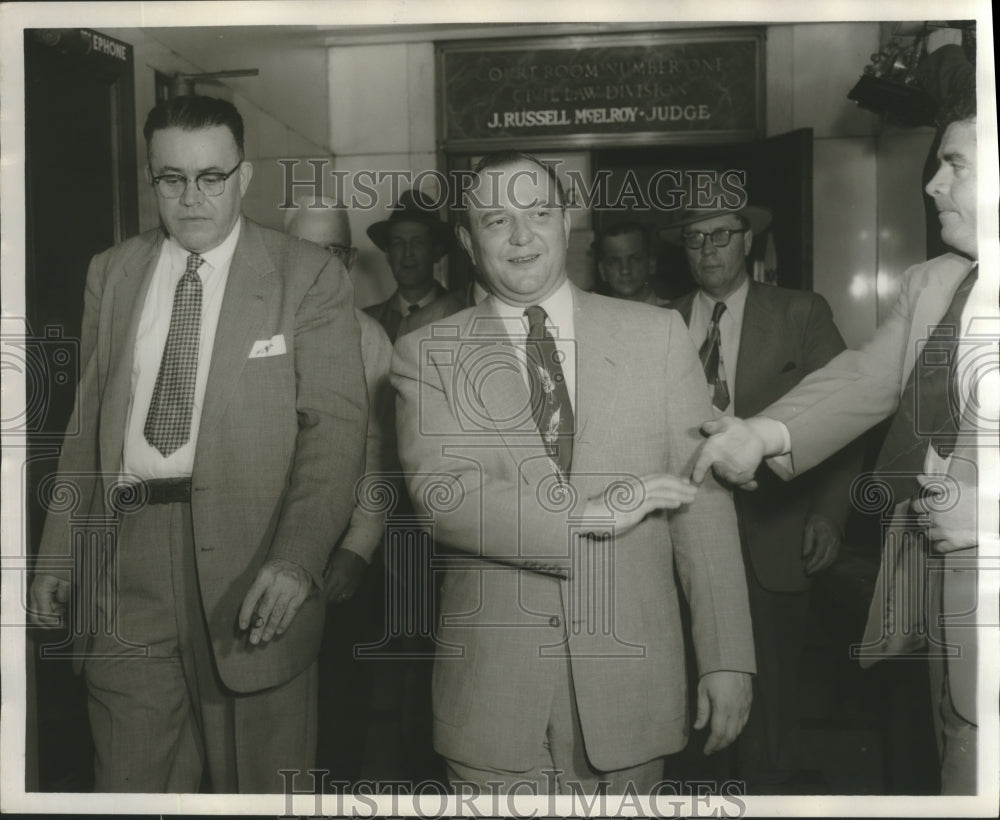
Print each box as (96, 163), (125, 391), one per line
(438, 29), (763, 150)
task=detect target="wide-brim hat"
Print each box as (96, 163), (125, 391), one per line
(366, 188), (454, 256)
(659, 177), (773, 245)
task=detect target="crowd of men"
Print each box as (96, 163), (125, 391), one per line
(29, 74), (985, 799)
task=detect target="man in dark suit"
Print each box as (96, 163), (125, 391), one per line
(694, 91), (985, 795)
(392, 151), (755, 794)
(663, 190), (854, 791)
(364, 189), (454, 342)
(29, 95), (367, 793)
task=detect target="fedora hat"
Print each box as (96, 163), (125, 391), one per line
(366, 189), (454, 255)
(659, 177), (773, 245)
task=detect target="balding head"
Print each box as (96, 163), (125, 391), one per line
(284, 195), (356, 270)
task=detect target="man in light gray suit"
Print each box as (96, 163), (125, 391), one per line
(29, 95), (367, 793)
(693, 90), (987, 794)
(392, 150), (755, 794)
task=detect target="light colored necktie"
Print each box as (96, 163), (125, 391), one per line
(699, 300), (731, 411)
(144, 253), (203, 455)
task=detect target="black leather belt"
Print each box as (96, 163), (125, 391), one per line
(117, 477), (192, 506)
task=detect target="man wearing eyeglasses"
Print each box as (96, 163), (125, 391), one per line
(663, 183), (853, 792)
(29, 95), (367, 793)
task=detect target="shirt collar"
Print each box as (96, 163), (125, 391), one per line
(696, 274), (749, 323)
(394, 282), (440, 315)
(491, 278), (575, 338)
(166, 217), (242, 275)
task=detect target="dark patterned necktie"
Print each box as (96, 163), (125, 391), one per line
(524, 306), (574, 476)
(144, 253), (204, 456)
(699, 300), (731, 411)
(874, 264), (978, 502)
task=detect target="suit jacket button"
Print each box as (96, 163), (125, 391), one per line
(549, 615), (561, 628)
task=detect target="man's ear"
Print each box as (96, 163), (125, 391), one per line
(238, 161), (254, 196)
(144, 165), (153, 184)
(562, 208), (572, 246)
(457, 224), (474, 261)
(742, 228), (753, 257)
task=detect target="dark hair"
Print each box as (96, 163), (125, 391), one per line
(143, 95), (245, 155)
(457, 150), (567, 229)
(595, 221), (650, 259)
(936, 78), (976, 131)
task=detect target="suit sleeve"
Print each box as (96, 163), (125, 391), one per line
(268, 255), (368, 588)
(336, 319), (394, 564)
(795, 294), (862, 525)
(661, 313), (757, 676)
(765, 272), (922, 478)
(36, 250), (108, 580)
(391, 330), (574, 577)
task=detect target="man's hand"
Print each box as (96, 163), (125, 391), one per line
(582, 473), (697, 537)
(238, 558), (315, 645)
(29, 574), (70, 627)
(691, 415), (792, 489)
(802, 512), (842, 575)
(911, 478), (978, 552)
(326, 549), (368, 604)
(693, 670), (753, 755)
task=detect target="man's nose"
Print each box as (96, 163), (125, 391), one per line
(925, 166), (947, 198)
(180, 179), (204, 207)
(509, 216), (532, 245)
(700, 239), (718, 256)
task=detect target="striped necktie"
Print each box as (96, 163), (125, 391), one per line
(699, 300), (731, 411)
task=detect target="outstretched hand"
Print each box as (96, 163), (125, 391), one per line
(690, 415), (787, 489)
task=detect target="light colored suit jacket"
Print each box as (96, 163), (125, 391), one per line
(763, 253), (980, 723)
(672, 281), (852, 591)
(38, 219), (368, 693)
(391, 286), (755, 772)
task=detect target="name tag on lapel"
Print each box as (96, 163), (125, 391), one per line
(249, 334), (286, 358)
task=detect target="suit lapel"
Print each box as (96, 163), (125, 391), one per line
(672, 291), (695, 326)
(734, 282), (772, 417)
(572, 289), (621, 466)
(457, 301), (537, 450)
(196, 220), (273, 444)
(101, 231), (162, 480)
(901, 255), (976, 388)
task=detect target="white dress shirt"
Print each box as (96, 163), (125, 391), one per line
(393, 282), (442, 316)
(685, 276), (750, 417)
(122, 219), (241, 478)
(489, 277), (577, 412)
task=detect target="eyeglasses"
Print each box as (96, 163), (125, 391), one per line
(150, 160), (243, 199)
(681, 227), (747, 250)
(324, 244), (355, 262)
